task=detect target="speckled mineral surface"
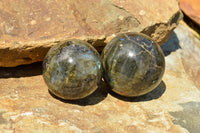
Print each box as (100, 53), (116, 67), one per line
(43, 40), (102, 100)
(101, 33), (165, 97)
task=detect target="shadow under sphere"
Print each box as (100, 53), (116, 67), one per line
(108, 81), (166, 102)
(48, 80), (108, 106)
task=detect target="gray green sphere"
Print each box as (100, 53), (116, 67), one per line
(101, 32), (165, 97)
(43, 39), (102, 100)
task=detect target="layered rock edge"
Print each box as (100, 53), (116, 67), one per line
(0, 0), (182, 67)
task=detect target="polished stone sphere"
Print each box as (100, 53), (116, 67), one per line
(101, 32), (165, 97)
(43, 40), (102, 100)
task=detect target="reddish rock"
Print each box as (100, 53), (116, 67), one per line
(179, 0), (200, 26)
(0, 0), (182, 67)
(0, 22), (200, 133)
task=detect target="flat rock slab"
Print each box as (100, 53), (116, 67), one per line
(0, 22), (200, 133)
(0, 0), (182, 67)
(179, 0), (200, 26)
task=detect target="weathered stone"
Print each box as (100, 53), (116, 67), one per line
(101, 32), (165, 97)
(179, 0), (200, 26)
(0, 22), (199, 132)
(0, 0), (182, 67)
(175, 22), (200, 89)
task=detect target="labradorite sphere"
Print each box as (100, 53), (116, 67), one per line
(43, 40), (102, 100)
(102, 32), (165, 97)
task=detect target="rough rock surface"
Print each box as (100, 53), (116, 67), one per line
(0, 0), (182, 67)
(179, 0), (200, 26)
(0, 22), (200, 133)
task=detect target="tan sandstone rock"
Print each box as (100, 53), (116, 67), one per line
(0, 22), (199, 133)
(0, 0), (182, 67)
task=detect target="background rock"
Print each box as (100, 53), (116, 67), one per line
(0, 0), (182, 67)
(0, 21), (199, 133)
(179, 0), (200, 26)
